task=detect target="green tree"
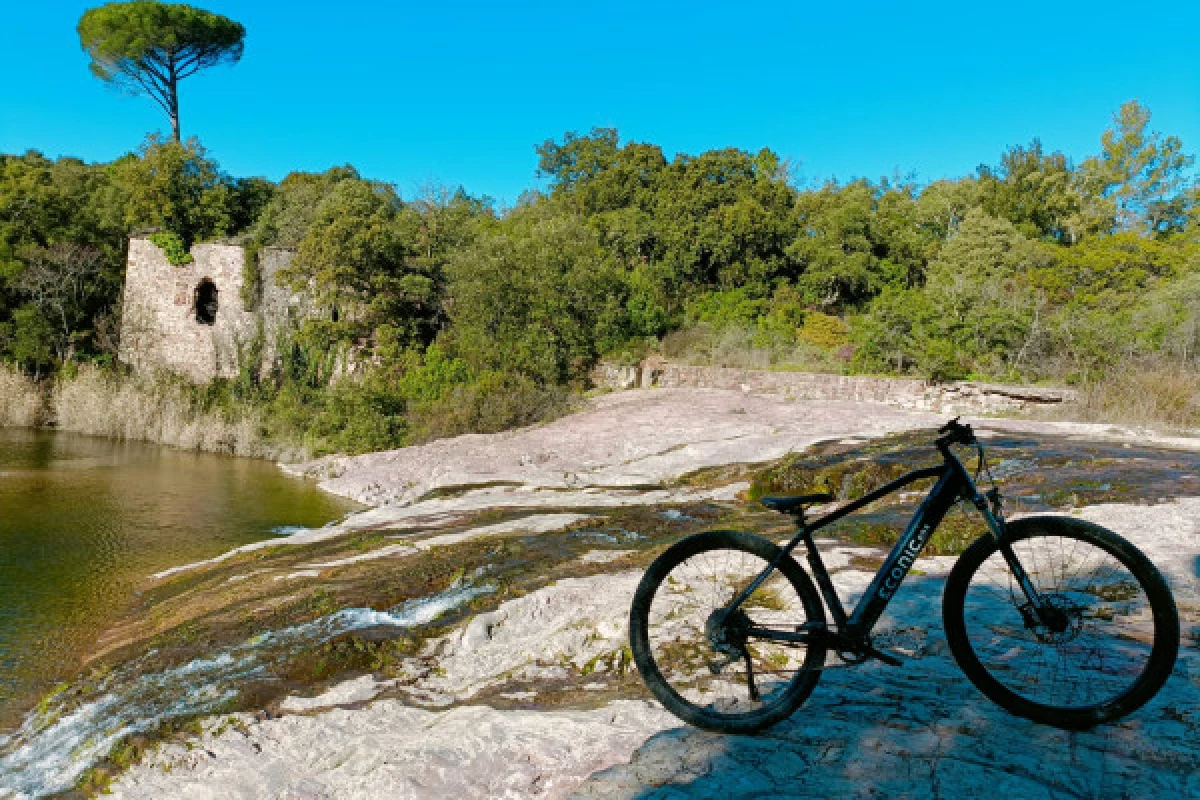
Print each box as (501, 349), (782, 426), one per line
(1079, 100), (1195, 235)
(978, 140), (1082, 242)
(0, 152), (129, 363)
(282, 179), (440, 358)
(1, 306), (57, 375)
(538, 129), (667, 217)
(788, 180), (925, 309)
(851, 286), (938, 375)
(109, 135), (238, 244)
(648, 147), (795, 300)
(6, 243), (108, 362)
(922, 209), (1052, 377)
(445, 208), (625, 384)
(914, 177), (980, 242)
(78, 1), (245, 142)
(1027, 232), (1188, 308)
(252, 167), (362, 248)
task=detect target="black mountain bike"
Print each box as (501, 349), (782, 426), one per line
(629, 419), (1180, 733)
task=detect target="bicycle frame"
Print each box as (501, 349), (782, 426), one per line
(727, 442), (1038, 651)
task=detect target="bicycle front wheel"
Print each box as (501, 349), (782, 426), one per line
(943, 516), (1179, 728)
(629, 530), (826, 733)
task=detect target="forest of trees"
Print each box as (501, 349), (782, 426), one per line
(1, 100), (1197, 453)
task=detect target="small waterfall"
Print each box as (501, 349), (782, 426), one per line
(0, 581), (491, 799)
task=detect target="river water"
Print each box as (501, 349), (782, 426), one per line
(0, 429), (357, 731)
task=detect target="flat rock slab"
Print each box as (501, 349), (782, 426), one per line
(573, 500), (1200, 799)
(110, 498), (1199, 799)
(107, 700), (676, 800)
(285, 389), (1200, 510)
(285, 389), (947, 506)
(571, 655), (1200, 799)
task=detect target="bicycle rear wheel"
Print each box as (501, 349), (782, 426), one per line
(629, 530), (826, 733)
(943, 516), (1179, 728)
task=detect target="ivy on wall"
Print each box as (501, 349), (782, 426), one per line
(241, 238), (262, 310)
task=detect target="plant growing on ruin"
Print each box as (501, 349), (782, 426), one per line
(240, 238), (262, 310)
(147, 231), (192, 265)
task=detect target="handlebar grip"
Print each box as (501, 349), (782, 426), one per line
(938, 416), (961, 434)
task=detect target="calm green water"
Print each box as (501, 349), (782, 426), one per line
(0, 429), (357, 729)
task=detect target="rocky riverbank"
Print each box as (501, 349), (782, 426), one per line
(107, 498), (1200, 799)
(2, 388), (1195, 798)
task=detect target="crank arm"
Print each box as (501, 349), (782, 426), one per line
(745, 626), (813, 645)
(748, 625), (903, 666)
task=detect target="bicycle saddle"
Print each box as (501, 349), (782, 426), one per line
(760, 493), (835, 514)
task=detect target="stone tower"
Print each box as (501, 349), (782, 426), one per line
(118, 237), (298, 383)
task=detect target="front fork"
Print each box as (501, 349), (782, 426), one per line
(970, 488), (1048, 614)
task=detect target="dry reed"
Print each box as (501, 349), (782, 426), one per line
(50, 366), (305, 460)
(0, 365), (45, 427)
(1062, 364), (1200, 432)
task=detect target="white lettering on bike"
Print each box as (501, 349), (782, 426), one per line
(877, 524), (932, 600)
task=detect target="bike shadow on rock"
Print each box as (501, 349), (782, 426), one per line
(572, 569), (1200, 800)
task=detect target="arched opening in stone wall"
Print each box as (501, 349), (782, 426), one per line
(194, 279), (219, 325)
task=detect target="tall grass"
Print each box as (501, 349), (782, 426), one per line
(0, 365), (44, 427)
(658, 324), (844, 372)
(1065, 364), (1200, 432)
(50, 366), (304, 460)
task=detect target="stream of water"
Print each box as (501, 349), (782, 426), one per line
(0, 429), (358, 733)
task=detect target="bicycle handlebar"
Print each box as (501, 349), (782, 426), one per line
(935, 417), (976, 449)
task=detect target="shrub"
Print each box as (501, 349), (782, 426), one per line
(406, 371), (572, 443)
(240, 238), (262, 310)
(147, 232), (193, 265)
(798, 311), (850, 350)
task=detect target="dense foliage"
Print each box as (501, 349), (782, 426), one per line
(1, 100), (1196, 452)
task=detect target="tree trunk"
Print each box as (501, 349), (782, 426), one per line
(168, 68), (180, 143)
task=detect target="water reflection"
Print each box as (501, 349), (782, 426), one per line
(0, 429), (358, 729)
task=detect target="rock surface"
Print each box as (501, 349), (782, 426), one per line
(285, 389), (1198, 510)
(103, 389), (1198, 799)
(112, 499), (1199, 799)
(109, 701), (676, 800)
(284, 389), (948, 506)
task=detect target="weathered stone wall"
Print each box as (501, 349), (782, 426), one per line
(590, 361), (1076, 415)
(118, 238), (300, 383)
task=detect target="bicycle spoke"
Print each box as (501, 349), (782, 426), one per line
(960, 531), (1157, 710)
(642, 544), (817, 718)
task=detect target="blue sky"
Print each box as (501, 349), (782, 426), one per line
(1, 1), (1197, 205)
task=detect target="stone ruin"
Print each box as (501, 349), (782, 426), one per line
(118, 236), (300, 383)
(590, 360), (1077, 415)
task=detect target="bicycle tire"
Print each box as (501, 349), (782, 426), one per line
(942, 516), (1179, 729)
(629, 530), (827, 733)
